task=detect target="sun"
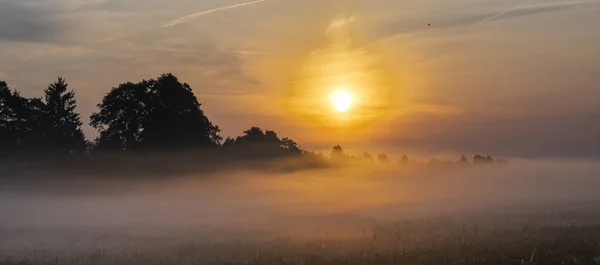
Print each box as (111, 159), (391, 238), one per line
(330, 89), (353, 112)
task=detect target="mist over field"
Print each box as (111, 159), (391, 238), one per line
(2, 160), (600, 245)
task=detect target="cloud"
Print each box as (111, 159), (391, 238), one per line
(374, 1), (582, 43)
(470, 1), (582, 26)
(0, 1), (59, 42)
(470, 0), (534, 26)
(161, 0), (267, 28)
(232, 50), (280, 57)
(327, 14), (356, 31)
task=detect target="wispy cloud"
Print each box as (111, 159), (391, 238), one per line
(232, 50), (279, 57)
(161, 0), (267, 28)
(471, 0), (534, 26)
(371, 0), (583, 45)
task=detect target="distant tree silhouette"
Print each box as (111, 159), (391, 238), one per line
(331, 145), (346, 162)
(428, 158), (440, 165)
(91, 73), (221, 151)
(377, 153), (390, 164)
(43, 77), (86, 154)
(458, 155), (469, 164)
(473, 155), (494, 164)
(223, 127), (304, 159)
(280, 138), (302, 156)
(399, 154), (410, 164)
(426, 158), (454, 168)
(362, 152), (374, 163)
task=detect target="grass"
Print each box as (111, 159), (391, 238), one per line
(2, 214), (600, 265)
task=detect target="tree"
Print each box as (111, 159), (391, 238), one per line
(473, 155), (494, 164)
(43, 77), (86, 154)
(399, 154), (410, 164)
(280, 138), (303, 156)
(91, 73), (221, 152)
(1, 81), (48, 159)
(0, 81), (19, 158)
(331, 145), (345, 161)
(140, 74), (221, 150)
(15, 97), (47, 155)
(90, 82), (147, 151)
(224, 127), (303, 159)
(377, 153), (390, 164)
(458, 155), (469, 164)
(222, 137), (236, 148)
(238, 127), (265, 143)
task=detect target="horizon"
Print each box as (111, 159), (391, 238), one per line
(1, 0), (599, 158)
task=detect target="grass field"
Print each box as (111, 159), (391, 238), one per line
(2, 162), (600, 265)
(2, 212), (600, 265)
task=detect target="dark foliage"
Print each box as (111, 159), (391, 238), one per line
(331, 145), (346, 162)
(0, 78), (84, 159)
(377, 153), (390, 163)
(91, 74), (221, 152)
(474, 154), (495, 164)
(222, 127), (303, 160)
(43, 77), (86, 154)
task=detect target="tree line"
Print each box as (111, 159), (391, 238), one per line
(1, 78), (85, 159)
(1, 73), (506, 175)
(1, 74), (304, 158)
(328, 145), (507, 168)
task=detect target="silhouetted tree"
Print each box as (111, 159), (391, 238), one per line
(377, 153), (390, 164)
(427, 158), (445, 167)
(90, 82), (147, 151)
(222, 137), (236, 148)
(399, 154), (410, 164)
(458, 155), (469, 164)
(473, 155), (494, 164)
(91, 73), (221, 152)
(43, 77), (86, 154)
(140, 74), (221, 150)
(0, 81), (20, 158)
(15, 98), (47, 155)
(362, 152), (374, 163)
(280, 138), (302, 156)
(1, 81), (55, 159)
(222, 127), (304, 159)
(331, 145), (346, 161)
(239, 127), (265, 143)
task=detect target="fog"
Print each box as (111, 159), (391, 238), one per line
(2, 159), (600, 252)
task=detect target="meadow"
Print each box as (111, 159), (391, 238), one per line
(2, 160), (600, 265)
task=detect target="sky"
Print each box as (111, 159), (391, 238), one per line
(1, 0), (599, 158)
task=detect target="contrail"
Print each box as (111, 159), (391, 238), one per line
(161, 0), (267, 28)
(472, 0), (532, 26)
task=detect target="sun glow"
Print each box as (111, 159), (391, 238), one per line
(330, 89), (353, 112)
(282, 12), (404, 138)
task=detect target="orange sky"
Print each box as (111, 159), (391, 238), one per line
(1, 0), (599, 157)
